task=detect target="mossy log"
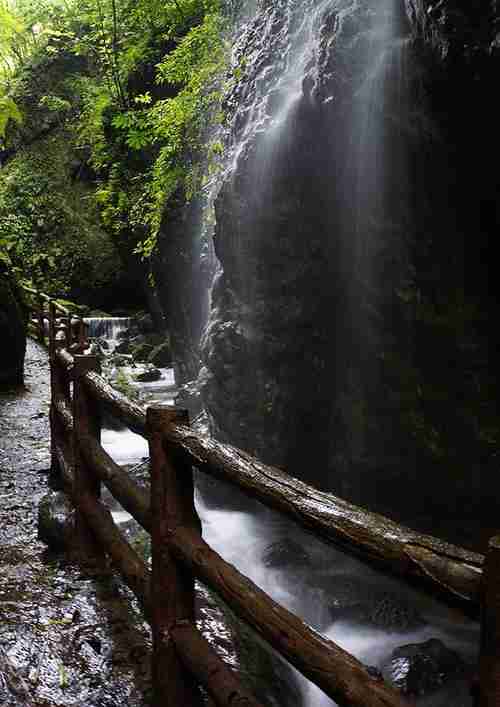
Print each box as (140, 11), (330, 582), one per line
(83, 370), (147, 437)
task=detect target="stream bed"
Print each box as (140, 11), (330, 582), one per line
(0, 338), (480, 706)
(103, 355), (479, 707)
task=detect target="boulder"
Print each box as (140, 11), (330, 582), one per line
(38, 490), (75, 552)
(133, 366), (162, 382)
(114, 339), (131, 355)
(0, 271), (26, 386)
(132, 342), (154, 362)
(382, 638), (467, 696)
(111, 353), (133, 367)
(148, 341), (172, 367)
(262, 539), (312, 570)
(328, 583), (425, 632)
(95, 337), (109, 350)
(136, 313), (154, 334)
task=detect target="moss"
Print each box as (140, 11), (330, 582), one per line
(148, 340), (172, 367)
(132, 343), (154, 362)
(0, 269), (26, 385)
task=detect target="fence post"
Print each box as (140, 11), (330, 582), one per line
(49, 309), (71, 487)
(36, 294), (45, 344)
(73, 354), (104, 560)
(78, 319), (87, 352)
(147, 405), (202, 707)
(478, 535), (500, 706)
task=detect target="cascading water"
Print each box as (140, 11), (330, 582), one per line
(144, 0), (481, 703)
(194, 0), (479, 704)
(84, 317), (132, 340)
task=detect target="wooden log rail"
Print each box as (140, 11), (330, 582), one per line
(21, 284), (88, 352)
(32, 285), (497, 707)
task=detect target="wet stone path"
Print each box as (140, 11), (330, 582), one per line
(0, 340), (151, 707)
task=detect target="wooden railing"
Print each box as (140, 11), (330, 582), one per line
(24, 289), (500, 707)
(23, 284), (88, 353)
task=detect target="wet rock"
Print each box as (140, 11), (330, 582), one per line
(328, 580), (425, 631)
(0, 647), (31, 706)
(382, 637), (467, 696)
(262, 539), (312, 570)
(132, 342), (154, 362)
(95, 337), (109, 350)
(87, 341), (107, 360)
(148, 341), (172, 367)
(114, 339), (131, 355)
(111, 353), (133, 367)
(38, 490), (75, 552)
(0, 271), (26, 387)
(133, 366), (162, 383)
(136, 314), (154, 334)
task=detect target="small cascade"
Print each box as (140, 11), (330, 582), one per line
(84, 317), (132, 340)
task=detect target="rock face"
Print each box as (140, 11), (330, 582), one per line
(181, 0), (500, 543)
(0, 271), (26, 386)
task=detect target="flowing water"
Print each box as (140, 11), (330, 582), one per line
(97, 328), (478, 706)
(104, 1), (479, 703)
(84, 317), (132, 342)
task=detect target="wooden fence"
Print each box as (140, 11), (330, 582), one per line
(24, 288), (500, 707)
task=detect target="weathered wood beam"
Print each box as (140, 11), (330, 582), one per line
(148, 406), (202, 707)
(53, 396), (73, 434)
(54, 438), (74, 490)
(171, 621), (263, 707)
(54, 440), (151, 617)
(73, 354), (103, 559)
(79, 491), (151, 618)
(479, 536), (500, 706)
(55, 348), (74, 372)
(79, 430), (151, 532)
(166, 425), (483, 611)
(83, 370), (147, 438)
(169, 527), (409, 707)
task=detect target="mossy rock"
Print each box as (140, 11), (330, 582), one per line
(38, 490), (75, 552)
(148, 341), (172, 367)
(133, 366), (162, 382)
(0, 272), (26, 386)
(132, 342), (154, 362)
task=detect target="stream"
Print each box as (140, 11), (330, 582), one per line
(100, 329), (479, 707)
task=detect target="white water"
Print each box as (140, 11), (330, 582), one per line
(99, 0), (478, 701)
(102, 401), (478, 705)
(84, 317), (132, 340)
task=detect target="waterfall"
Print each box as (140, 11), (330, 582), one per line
(162, 1), (479, 705)
(84, 317), (132, 340)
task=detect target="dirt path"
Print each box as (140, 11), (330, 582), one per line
(0, 340), (151, 707)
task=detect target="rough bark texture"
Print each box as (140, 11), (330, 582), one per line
(83, 369), (147, 437)
(54, 439), (151, 616)
(170, 526), (409, 707)
(171, 621), (263, 707)
(479, 536), (500, 706)
(148, 407), (202, 707)
(73, 354), (104, 558)
(166, 423), (483, 610)
(79, 431), (151, 532)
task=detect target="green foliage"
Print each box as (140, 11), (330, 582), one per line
(68, 0), (229, 257)
(0, 133), (121, 296)
(0, 0), (231, 295)
(0, 94), (22, 138)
